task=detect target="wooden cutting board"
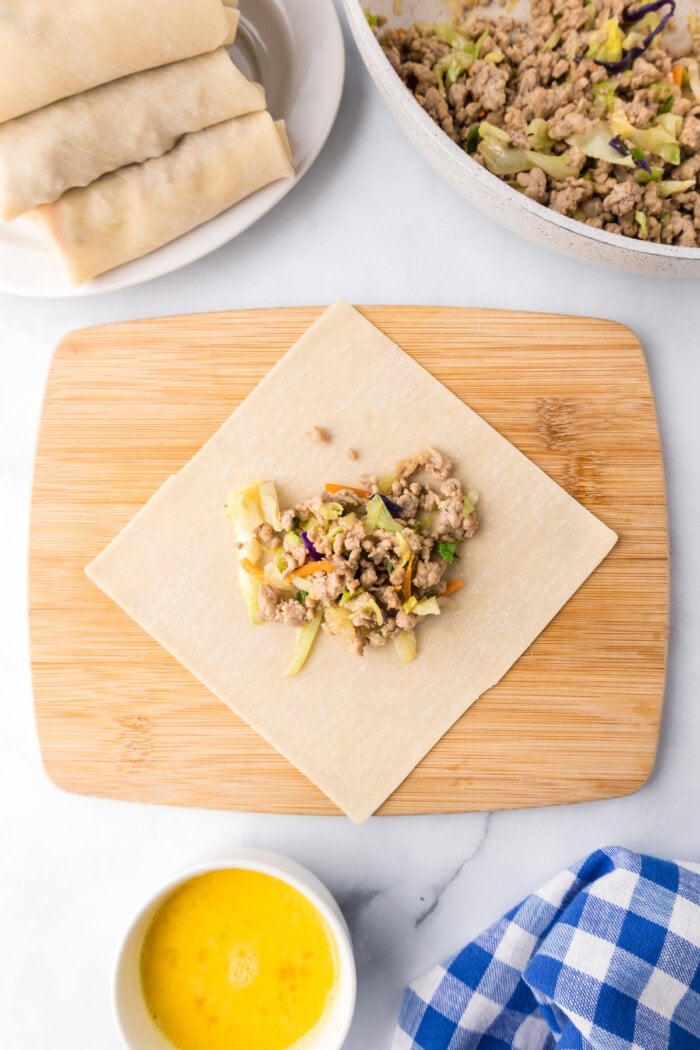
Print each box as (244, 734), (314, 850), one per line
(29, 307), (668, 815)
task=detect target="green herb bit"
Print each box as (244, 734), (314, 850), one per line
(659, 95), (674, 114)
(464, 126), (480, 154)
(385, 560), (395, 575)
(365, 9), (379, 27)
(436, 540), (459, 563)
(295, 590), (308, 604)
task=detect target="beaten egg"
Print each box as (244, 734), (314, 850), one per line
(140, 868), (338, 1050)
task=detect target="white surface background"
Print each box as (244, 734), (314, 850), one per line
(1, 3), (699, 1045)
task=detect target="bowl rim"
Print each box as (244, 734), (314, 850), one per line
(345, 0), (700, 261)
(112, 848), (357, 1050)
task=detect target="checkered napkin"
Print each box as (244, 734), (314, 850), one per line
(393, 847), (700, 1050)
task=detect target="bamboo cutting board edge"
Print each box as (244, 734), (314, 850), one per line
(28, 305), (669, 816)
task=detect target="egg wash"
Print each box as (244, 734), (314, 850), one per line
(140, 868), (338, 1050)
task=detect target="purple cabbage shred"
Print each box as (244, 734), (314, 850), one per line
(608, 135), (652, 173)
(301, 531), (322, 561)
(609, 135), (629, 156)
(380, 494), (404, 516)
(595, 0), (675, 73)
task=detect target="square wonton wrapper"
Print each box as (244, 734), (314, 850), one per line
(87, 301), (617, 823)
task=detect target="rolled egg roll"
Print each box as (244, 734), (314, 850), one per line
(31, 112), (295, 284)
(0, 0), (232, 123)
(0, 51), (265, 221)
(224, 1), (240, 46)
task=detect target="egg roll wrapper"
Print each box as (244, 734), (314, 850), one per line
(31, 112), (294, 284)
(224, 6), (240, 46)
(0, 52), (265, 222)
(0, 0), (232, 123)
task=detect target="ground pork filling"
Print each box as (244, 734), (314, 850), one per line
(228, 449), (479, 667)
(374, 0), (700, 246)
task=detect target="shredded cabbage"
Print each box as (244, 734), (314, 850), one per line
(284, 608), (323, 676)
(394, 630), (417, 663)
(635, 209), (649, 238)
(477, 138), (578, 179)
(542, 25), (563, 51)
(590, 80), (618, 118)
(365, 493), (413, 567)
(346, 594), (385, 627)
(237, 570), (261, 625)
(479, 121), (511, 144)
(685, 59), (700, 102)
(434, 22), (469, 47)
(586, 18), (624, 64)
(365, 495), (413, 562)
(364, 493), (401, 533)
(433, 27), (488, 93)
(567, 122), (635, 166)
(257, 480), (282, 531)
(527, 118), (553, 152)
(622, 11), (660, 51)
(316, 501), (344, 522)
(658, 178), (697, 196)
(609, 110), (681, 164)
(226, 483), (264, 533)
(322, 606), (357, 644)
(227, 484), (269, 623)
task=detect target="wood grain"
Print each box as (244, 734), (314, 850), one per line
(28, 307), (668, 814)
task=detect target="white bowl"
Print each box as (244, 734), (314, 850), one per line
(113, 849), (356, 1050)
(343, 0), (700, 276)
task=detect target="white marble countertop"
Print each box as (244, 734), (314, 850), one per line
(1, 4), (699, 1045)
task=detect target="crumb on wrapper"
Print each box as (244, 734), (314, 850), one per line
(305, 425), (330, 445)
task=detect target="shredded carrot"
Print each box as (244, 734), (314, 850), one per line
(672, 65), (683, 87)
(402, 558), (413, 602)
(293, 558), (334, 578)
(443, 579), (464, 597)
(325, 482), (371, 498)
(240, 558), (264, 578)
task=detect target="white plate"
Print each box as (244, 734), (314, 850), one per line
(0, 0), (344, 297)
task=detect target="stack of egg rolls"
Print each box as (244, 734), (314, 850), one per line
(0, 0), (294, 282)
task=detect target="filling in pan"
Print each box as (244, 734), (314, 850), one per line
(372, 0), (700, 246)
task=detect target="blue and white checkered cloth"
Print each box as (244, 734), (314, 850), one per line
(393, 847), (700, 1050)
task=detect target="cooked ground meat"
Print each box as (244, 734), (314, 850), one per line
(374, 0), (700, 246)
(305, 425), (330, 444)
(228, 450), (480, 665)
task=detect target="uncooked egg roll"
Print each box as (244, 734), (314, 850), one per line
(0, 51), (265, 222)
(224, 1), (240, 45)
(0, 0), (233, 123)
(31, 112), (295, 284)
